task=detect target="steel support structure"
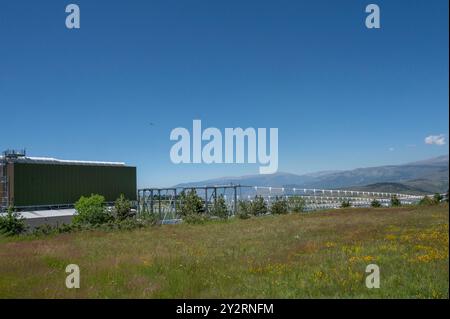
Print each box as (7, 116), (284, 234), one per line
(137, 184), (249, 222)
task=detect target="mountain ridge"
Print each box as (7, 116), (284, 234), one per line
(175, 155), (449, 194)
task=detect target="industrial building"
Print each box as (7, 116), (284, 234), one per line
(0, 150), (136, 211)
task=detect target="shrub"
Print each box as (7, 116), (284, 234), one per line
(31, 223), (79, 236)
(433, 193), (443, 204)
(237, 200), (251, 219)
(179, 190), (204, 217)
(138, 210), (159, 225)
(114, 194), (132, 221)
(178, 190), (208, 224)
(418, 195), (436, 206)
(211, 195), (229, 219)
(73, 194), (113, 225)
(250, 196), (268, 216)
(340, 200), (351, 208)
(390, 195), (401, 207)
(0, 207), (26, 236)
(102, 218), (148, 231)
(289, 196), (306, 213)
(32, 224), (57, 236)
(270, 196), (289, 215)
(371, 199), (382, 208)
(32, 216), (157, 236)
(58, 223), (79, 233)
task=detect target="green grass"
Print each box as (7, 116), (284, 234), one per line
(0, 205), (448, 298)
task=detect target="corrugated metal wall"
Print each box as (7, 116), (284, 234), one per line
(13, 163), (136, 207)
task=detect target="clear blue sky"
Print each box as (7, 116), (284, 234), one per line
(0, 0), (448, 187)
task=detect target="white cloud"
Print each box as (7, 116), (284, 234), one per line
(425, 134), (446, 145)
(388, 147), (395, 151)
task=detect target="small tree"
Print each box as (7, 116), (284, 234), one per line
(237, 200), (251, 219)
(371, 199), (382, 208)
(270, 196), (289, 215)
(73, 194), (112, 225)
(419, 195), (435, 206)
(211, 195), (229, 219)
(115, 194), (132, 221)
(179, 190), (204, 217)
(433, 193), (443, 204)
(250, 196), (268, 216)
(340, 200), (351, 208)
(390, 195), (401, 207)
(289, 196), (306, 213)
(0, 206), (26, 236)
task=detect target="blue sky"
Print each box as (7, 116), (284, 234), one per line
(0, 0), (448, 187)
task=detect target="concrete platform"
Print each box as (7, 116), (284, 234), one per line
(1, 209), (76, 229)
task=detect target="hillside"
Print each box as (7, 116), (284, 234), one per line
(346, 182), (429, 195)
(176, 155), (449, 194)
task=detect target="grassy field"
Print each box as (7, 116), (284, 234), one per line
(0, 205), (448, 298)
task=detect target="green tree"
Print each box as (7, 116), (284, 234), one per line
(419, 195), (435, 206)
(179, 190), (204, 217)
(250, 196), (268, 216)
(433, 193), (443, 204)
(340, 200), (351, 208)
(289, 196), (306, 213)
(115, 194), (132, 221)
(390, 195), (401, 207)
(237, 200), (251, 219)
(211, 195), (229, 219)
(270, 196), (289, 215)
(73, 194), (112, 225)
(371, 199), (382, 208)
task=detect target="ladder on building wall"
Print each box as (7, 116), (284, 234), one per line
(0, 175), (8, 210)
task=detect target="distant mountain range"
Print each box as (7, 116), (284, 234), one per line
(175, 155), (449, 194)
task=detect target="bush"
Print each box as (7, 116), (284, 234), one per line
(138, 210), (159, 225)
(114, 194), (132, 221)
(390, 195), (401, 207)
(32, 216), (157, 236)
(178, 190), (208, 224)
(237, 200), (251, 219)
(371, 199), (382, 208)
(179, 190), (204, 217)
(418, 195), (436, 206)
(211, 195), (229, 219)
(270, 196), (289, 215)
(73, 194), (113, 226)
(250, 196), (268, 216)
(340, 200), (351, 208)
(31, 223), (79, 236)
(32, 224), (58, 236)
(289, 196), (306, 213)
(100, 218), (150, 231)
(433, 193), (443, 204)
(0, 207), (26, 236)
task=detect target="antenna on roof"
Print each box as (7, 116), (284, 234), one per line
(3, 149), (26, 159)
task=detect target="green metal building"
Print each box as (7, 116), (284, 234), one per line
(1, 150), (136, 209)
